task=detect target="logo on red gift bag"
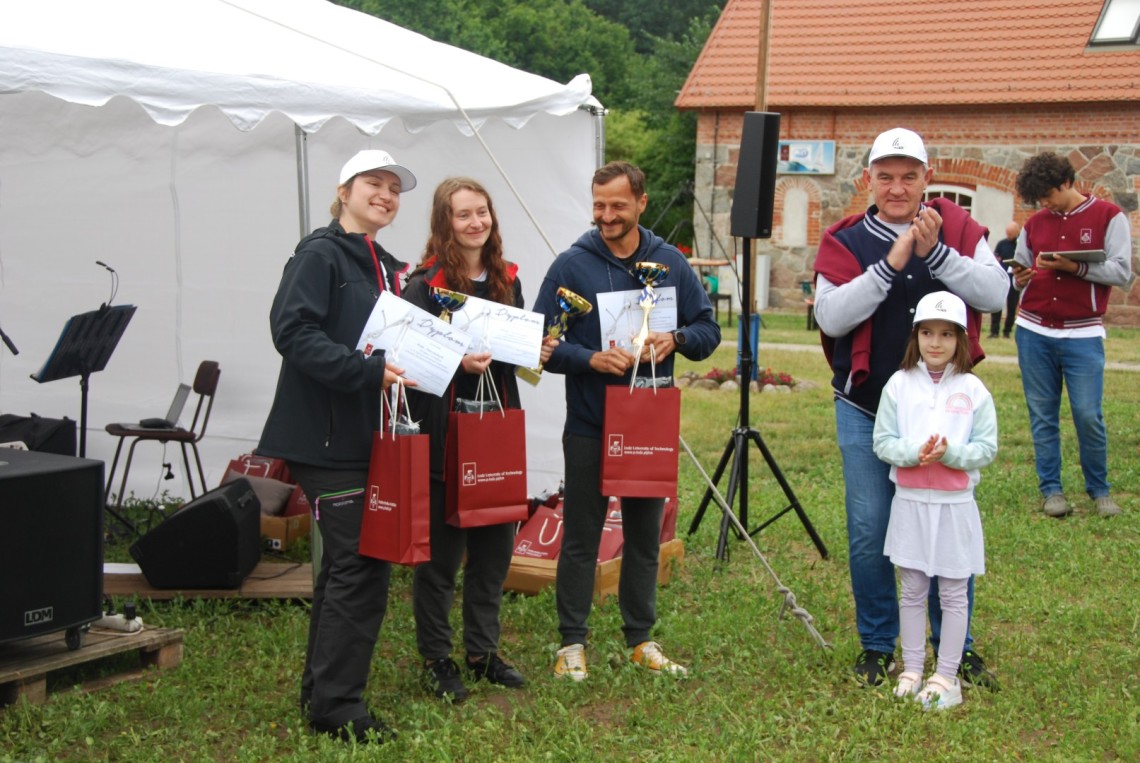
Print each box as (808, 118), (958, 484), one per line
(608, 434), (624, 457)
(512, 505), (564, 558)
(459, 461), (524, 488)
(368, 485), (395, 513)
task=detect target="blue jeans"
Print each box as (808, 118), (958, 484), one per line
(1015, 328), (1110, 498)
(835, 400), (974, 655)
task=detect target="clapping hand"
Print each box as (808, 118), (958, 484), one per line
(918, 433), (948, 465)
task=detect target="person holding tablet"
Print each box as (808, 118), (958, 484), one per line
(1010, 151), (1132, 519)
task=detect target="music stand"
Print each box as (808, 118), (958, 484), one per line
(31, 304), (136, 458)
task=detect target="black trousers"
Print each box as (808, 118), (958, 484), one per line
(412, 477), (516, 660)
(556, 434), (664, 648)
(288, 463), (392, 727)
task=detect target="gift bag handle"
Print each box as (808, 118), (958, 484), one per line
(475, 365), (505, 419)
(380, 377), (414, 437)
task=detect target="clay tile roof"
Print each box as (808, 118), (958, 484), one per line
(677, 0), (1140, 109)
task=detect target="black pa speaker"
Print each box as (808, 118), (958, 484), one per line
(730, 111), (781, 239)
(130, 479), (261, 589)
(0, 448), (103, 645)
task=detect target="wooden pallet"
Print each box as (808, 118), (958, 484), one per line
(0, 626), (183, 706)
(103, 561), (313, 600)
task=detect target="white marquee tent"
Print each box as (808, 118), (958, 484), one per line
(0, 0), (603, 501)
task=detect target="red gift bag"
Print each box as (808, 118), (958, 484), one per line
(600, 385), (681, 498)
(225, 453), (291, 483)
(359, 429), (431, 566)
(598, 503), (625, 562)
(512, 504), (564, 559)
(445, 408), (530, 528)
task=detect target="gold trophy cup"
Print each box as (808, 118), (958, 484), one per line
(628, 262), (670, 388)
(516, 287), (593, 385)
(431, 287), (468, 324)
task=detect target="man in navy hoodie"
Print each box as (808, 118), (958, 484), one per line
(535, 161), (720, 682)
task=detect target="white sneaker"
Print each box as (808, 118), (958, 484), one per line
(554, 644), (588, 682)
(894, 670), (922, 698)
(630, 641), (689, 676)
(916, 673), (963, 710)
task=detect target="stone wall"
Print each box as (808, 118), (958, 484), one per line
(690, 106), (1140, 326)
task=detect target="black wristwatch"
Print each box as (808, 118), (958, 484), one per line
(671, 329), (686, 347)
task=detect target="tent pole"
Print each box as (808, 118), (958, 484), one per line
(294, 124), (311, 239)
(293, 123), (322, 584)
(587, 105), (607, 167)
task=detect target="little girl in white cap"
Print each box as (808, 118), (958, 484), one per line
(872, 290), (998, 710)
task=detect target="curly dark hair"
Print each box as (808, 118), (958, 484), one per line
(1015, 152), (1076, 205)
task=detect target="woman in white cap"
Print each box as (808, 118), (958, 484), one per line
(257, 149), (417, 744)
(872, 291), (997, 711)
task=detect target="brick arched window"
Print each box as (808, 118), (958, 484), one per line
(924, 184), (975, 212)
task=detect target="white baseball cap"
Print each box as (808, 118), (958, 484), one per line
(338, 149), (417, 191)
(868, 127), (928, 166)
(913, 291), (967, 329)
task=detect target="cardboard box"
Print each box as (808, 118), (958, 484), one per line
(503, 537), (684, 603)
(260, 512), (311, 552)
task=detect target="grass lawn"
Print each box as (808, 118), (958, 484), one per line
(3, 311), (1138, 761)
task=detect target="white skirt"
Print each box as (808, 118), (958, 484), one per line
(883, 496), (985, 578)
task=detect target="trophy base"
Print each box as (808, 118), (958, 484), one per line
(515, 366), (542, 386)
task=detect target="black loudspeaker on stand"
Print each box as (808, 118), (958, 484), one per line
(687, 111), (828, 561)
(130, 479), (261, 589)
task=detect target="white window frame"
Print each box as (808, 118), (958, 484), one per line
(924, 184), (975, 212)
(1089, 0), (1140, 47)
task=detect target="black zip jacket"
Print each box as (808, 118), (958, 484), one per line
(257, 220), (408, 469)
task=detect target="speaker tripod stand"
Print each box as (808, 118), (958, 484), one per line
(685, 236), (828, 562)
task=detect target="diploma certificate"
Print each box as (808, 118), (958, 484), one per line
(596, 287), (677, 350)
(357, 291), (472, 397)
(447, 294), (544, 368)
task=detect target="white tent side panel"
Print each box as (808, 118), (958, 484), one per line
(0, 90), (595, 499)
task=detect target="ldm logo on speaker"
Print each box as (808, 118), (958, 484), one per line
(24, 606), (53, 626)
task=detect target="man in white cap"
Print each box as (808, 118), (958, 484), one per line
(813, 128), (1008, 689)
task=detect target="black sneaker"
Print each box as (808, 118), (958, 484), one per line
(958, 649), (999, 692)
(853, 649), (896, 686)
(467, 652), (525, 688)
(310, 714), (396, 744)
(424, 657), (469, 702)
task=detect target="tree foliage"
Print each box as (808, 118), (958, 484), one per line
(335, 0), (725, 246)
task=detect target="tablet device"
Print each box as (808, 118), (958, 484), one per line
(1041, 249), (1106, 263)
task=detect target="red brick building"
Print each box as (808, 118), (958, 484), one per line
(676, 0), (1140, 324)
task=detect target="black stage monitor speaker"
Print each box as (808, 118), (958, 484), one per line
(730, 111), (781, 239)
(130, 479), (261, 589)
(0, 448), (104, 645)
